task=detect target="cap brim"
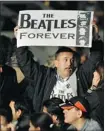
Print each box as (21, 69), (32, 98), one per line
(61, 106), (74, 110)
(59, 102), (74, 110)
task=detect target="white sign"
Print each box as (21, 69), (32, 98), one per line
(17, 10), (94, 47)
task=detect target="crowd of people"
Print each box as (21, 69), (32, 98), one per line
(0, 23), (104, 131)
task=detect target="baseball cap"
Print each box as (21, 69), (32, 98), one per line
(60, 96), (90, 113)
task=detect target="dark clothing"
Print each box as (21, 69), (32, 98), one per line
(16, 115), (30, 131)
(85, 82), (104, 130)
(77, 51), (102, 96)
(18, 78), (35, 113)
(0, 65), (18, 105)
(16, 45), (102, 112)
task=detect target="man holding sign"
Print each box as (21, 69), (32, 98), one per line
(14, 11), (103, 112)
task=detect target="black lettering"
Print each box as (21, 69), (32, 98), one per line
(38, 20), (46, 29)
(52, 33), (59, 39)
(28, 33), (35, 38)
(59, 90), (64, 94)
(37, 33), (43, 38)
(45, 33), (51, 39)
(43, 14), (46, 18)
(31, 20), (38, 29)
(58, 95), (66, 101)
(20, 14), (31, 28)
(60, 33), (67, 39)
(68, 19), (76, 28)
(68, 33), (75, 39)
(46, 20), (54, 31)
(20, 32), (27, 39)
(67, 93), (73, 99)
(61, 19), (68, 28)
(54, 20), (60, 29)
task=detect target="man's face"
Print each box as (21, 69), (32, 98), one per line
(54, 52), (73, 78)
(63, 107), (81, 124)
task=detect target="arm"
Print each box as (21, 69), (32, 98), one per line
(77, 24), (103, 94)
(80, 23), (103, 77)
(16, 43), (48, 80)
(14, 26), (48, 80)
(78, 39), (103, 94)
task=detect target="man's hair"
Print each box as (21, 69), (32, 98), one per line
(0, 106), (13, 123)
(55, 47), (75, 59)
(14, 99), (30, 116)
(43, 97), (64, 124)
(12, 99), (30, 131)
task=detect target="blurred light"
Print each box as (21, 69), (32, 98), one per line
(44, 0), (50, 7)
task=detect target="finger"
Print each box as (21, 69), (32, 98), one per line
(14, 26), (20, 31)
(93, 24), (99, 33)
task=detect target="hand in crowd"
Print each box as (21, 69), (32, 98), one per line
(7, 123), (16, 131)
(92, 22), (99, 34)
(14, 26), (19, 39)
(92, 71), (100, 87)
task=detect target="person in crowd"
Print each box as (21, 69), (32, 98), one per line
(29, 112), (58, 131)
(61, 96), (102, 131)
(11, 37), (35, 113)
(0, 35), (19, 106)
(14, 24), (103, 112)
(9, 99), (30, 131)
(80, 53), (88, 65)
(70, 47), (88, 70)
(0, 106), (13, 131)
(84, 60), (104, 129)
(43, 97), (68, 131)
(77, 48), (89, 65)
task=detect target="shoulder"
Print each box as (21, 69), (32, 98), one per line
(88, 119), (102, 130)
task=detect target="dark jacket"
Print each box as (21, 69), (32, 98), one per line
(16, 44), (102, 112)
(77, 51), (102, 96)
(0, 65), (18, 105)
(85, 82), (104, 129)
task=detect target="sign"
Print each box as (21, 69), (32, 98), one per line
(17, 10), (94, 47)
